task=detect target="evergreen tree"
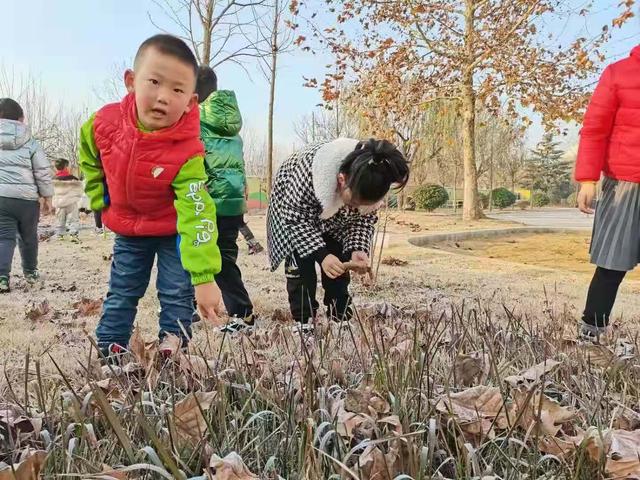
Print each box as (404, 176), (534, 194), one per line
(521, 133), (572, 203)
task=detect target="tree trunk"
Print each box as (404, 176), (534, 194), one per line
(201, 0), (214, 65)
(461, 0), (483, 221)
(266, 1), (279, 197)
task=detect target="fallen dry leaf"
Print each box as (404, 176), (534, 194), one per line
(381, 257), (409, 266)
(129, 326), (158, 371)
(0, 449), (47, 480)
(72, 298), (103, 317)
(345, 385), (390, 416)
(206, 452), (259, 480)
(504, 359), (561, 388)
(455, 352), (489, 386)
(173, 391), (217, 441)
(24, 301), (51, 322)
(581, 427), (640, 478)
(435, 386), (510, 436)
(179, 354), (215, 379)
(99, 464), (128, 480)
(512, 389), (575, 437)
(356, 444), (394, 480)
(538, 434), (579, 458)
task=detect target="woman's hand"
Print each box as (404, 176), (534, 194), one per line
(321, 254), (346, 279)
(577, 182), (597, 214)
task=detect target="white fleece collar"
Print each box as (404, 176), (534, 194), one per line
(312, 138), (360, 219)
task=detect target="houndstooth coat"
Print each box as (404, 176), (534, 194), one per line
(267, 138), (378, 271)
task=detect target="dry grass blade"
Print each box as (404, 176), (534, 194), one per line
(90, 386), (135, 463)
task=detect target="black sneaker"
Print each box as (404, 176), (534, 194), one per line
(292, 321), (314, 335)
(98, 343), (128, 365)
(220, 314), (257, 334)
(579, 322), (606, 344)
(24, 270), (40, 285)
(0, 276), (9, 294)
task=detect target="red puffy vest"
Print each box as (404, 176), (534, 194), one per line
(575, 45), (640, 182)
(93, 93), (204, 236)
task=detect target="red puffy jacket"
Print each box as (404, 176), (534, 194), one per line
(575, 46), (640, 182)
(93, 93), (204, 236)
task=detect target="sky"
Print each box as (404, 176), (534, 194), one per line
(1, 0), (639, 154)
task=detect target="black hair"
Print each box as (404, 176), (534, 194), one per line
(54, 158), (70, 171)
(0, 98), (24, 121)
(195, 66), (218, 103)
(134, 34), (198, 77)
(340, 139), (410, 204)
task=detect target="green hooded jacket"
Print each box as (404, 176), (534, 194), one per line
(200, 90), (247, 217)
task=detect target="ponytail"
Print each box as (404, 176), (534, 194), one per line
(340, 138), (409, 204)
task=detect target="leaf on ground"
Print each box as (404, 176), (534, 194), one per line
(356, 445), (393, 480)
(504, 359), (561, 388)
(173, 391), (217, 441)
(381, 257), (409, 266)
(72, 298), (103, 317)
(345, 385), (390, 416)
(0, 449), (47, 480)
(582, 428), (640, 478)
(129, 326), (157, 371)
(179, 354), (215, 379)
(455, 352), (490, 386)
(206, 452), (259, 479)
(24, 301), (51, 322)
(82, 378), (126, 404)
(336, 410), (369, 439)
(435, 386), (510, 436)
(99, 464), (128, 479)
(538, 434), (579, 458)
(512, 389), (575, 437)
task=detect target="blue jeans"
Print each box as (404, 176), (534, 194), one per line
(96, 235), (194, 348)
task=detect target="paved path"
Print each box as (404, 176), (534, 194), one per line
(488, 208), (593, 229)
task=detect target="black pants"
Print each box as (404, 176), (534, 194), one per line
(583, 266), (627, 328)
(285, 235), (353, 323)
(0, 197), (40, 277)
(94, 210), (103, 229)
(215, 215), (253, 317)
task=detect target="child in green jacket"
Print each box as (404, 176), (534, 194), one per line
(196, 66), (255, 332)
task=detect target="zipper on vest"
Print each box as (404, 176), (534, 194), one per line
(127, 136), (139, 214)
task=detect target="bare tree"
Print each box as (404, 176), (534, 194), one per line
(0, 67), (86, 164)
(149, 0), (268, 70)
(249, 0), (294, 194)
(294, 105), (360, 145)
(93, 61), (128, 104)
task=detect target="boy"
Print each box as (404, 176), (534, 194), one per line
(195, 66), (255, 332)
(52, 158), (83, 242)
(79, 35), (222, 355)
(0, 98), (53, 293)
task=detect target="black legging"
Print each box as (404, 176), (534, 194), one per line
(583, 266), (627, 328)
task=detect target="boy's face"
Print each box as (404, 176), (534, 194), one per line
(124, 46), (197, 131)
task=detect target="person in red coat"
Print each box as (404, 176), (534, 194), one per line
(575, 45), (640, 342)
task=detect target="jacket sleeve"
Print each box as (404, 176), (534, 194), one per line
(575, 66), (618, 182)
(172, 156), (222, 285)
(279, 161), (328, 262)
(344, 211), (377, 256)
(78, 113), (109, 211)
(30, 140), (54, 198)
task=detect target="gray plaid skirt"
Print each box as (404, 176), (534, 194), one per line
(590, 176), (640, 271)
